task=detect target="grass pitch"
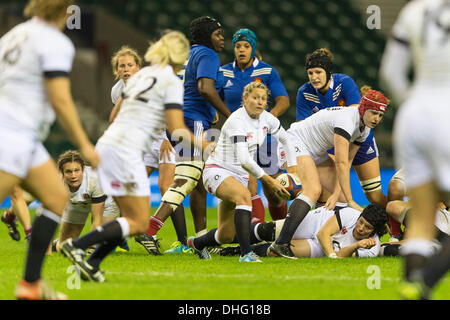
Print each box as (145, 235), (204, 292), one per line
(0, 209), (449, 300)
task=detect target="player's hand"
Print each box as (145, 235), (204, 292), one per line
(159, 139), (174, 162)
(325, 193), (340, 210)
(263, 176), (291, 200)
(357, 238), (376, 249)
(348, 199), (363, 212)
(80, 144), (100, 168)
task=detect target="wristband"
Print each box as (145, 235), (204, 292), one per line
(328, 253), (338, 258)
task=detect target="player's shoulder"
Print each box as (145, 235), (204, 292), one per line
(297, 82), (315, 95)
(333, 73), (356, 85)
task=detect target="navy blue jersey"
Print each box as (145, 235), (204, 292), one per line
(296, 73), (361, 120)
(296, 73), (378, 165)
(183, 45), (224, 127)
(221, 58), (288, 113)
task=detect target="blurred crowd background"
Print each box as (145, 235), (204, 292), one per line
(0, 0), (408, 168)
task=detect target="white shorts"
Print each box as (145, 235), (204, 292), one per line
(287, 130), (330, 165)
(62, 208), (90, 225)
(203, 164), (249, 196)
(143, 133), (176, 168)
(95, 143), (150, 197)
(394, 91), (450, 192)
(103, 196), (120, 218)
(0, 127), (50, 179)
(291, 209), (334, 257)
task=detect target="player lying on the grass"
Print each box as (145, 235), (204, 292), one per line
(380, 200), (449, 257)
(187, 82), (295, 262)
(50, 150), (119, 254)
(221, 203), (388, 258)
(269, 89), (390, 259)
(1, 186), (33, 241)
(60, 30), (212, 282)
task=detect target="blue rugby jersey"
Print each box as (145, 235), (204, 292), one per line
(220, 58), (288, 113)
(182, 44), (224, 127)
(296, 73), (361, 121)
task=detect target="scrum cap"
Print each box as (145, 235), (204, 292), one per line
(190, 16), (222, 50)
(358, 89), (388, 118)
(233, 28), (257, 58)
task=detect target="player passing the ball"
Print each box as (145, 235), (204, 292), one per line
(187, 82), (296, 262)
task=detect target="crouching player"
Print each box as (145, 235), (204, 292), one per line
(223, 204), (388, 258)
(187, 82), (295, 262)
(51, 150), (119, 254)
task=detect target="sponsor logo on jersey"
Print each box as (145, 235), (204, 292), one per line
(262, 126), (269, 133)
(82, 193), (91, 200)
(225, 79), (233, 87)
(366, 146), (375, 154)
(111, 181), (121, 189)
(312, 106), (320, 113)
(341, 226), (348, 235)
(247, 132), (253, 139)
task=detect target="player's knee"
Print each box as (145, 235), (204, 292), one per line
(233, 191), (252, 206)
(386, 200), (402, 218)
(306, 183), (322, 202)
(216, 229), (234, 244)
(41, 188), (69, 214)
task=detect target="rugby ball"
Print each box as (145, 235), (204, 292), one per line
(276, 173), (302, 200)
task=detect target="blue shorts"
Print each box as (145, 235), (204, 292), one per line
(328, 136), (379, 166)
(166, 117), (211, 158)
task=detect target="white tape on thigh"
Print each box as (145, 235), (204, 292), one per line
(360, 176), (382, 193)
(161, 161), (204, 210)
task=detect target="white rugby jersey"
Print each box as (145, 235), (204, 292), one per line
(392, 0), (450, 88)
(206, 107), (295, 177)
(293, 206), (380, 257)
(111, 79), (125, 105)
(288, 106), (370, 156)
(98, 64), (183, 154)
(64, 167), (107, 216)
(0, 17), (75, 141)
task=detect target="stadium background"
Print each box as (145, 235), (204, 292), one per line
(0, 0), (406, 208)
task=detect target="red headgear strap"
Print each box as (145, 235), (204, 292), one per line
(358, 90), (388, 119)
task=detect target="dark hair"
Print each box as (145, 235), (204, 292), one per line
(57, 150), (85, 173)
(189, 16), (222, 50)
(360, 203), (388, 237)
(305, 48), (333, 88)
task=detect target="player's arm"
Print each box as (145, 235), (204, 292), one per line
(337, 238), (377, 258)
(109, 97), (123, 123)
(316, 215), (341, 257)
(45, 77), (99, 168)
(233, 136), (290, 200)
(334, 132), (362, 211)
(197, 77), (231, 118)
(90, 198), (106, 230)
(269, 95), (289, 118)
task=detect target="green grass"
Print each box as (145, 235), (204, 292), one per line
(0, 209), (449, 300)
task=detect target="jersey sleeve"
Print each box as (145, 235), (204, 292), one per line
(163, 76), (184, 109)
(296, 88), (312, 120)
(354, 127), (371, 145)
(341, 76), (361, 105)
(333, 116), (355, 141)
(87, 168), (107, 202)
(39, 33), (75, 76)
(196, 52), (220, 81)
(267, 67), (288, 99)
(391, 1), (414, 45)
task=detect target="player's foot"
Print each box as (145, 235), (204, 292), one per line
(51, 239), (60, 253)
(398, 280), (430, 300)
(77, 261), (106, 283)
(15, 279), (67, 300)
(268, 242), (297, 259)
(60, 238), (86, 265)
(1, 212), (20, 241)
(207, 246), (223, 255)
(187, 237), (211, 260)
(115, 240), (130, 253)
(134, 233), (162, 255)
(219, 245), (241, 256)
(239, 251), (263, 263)
(85, 244), (97, 255)
(164, 241), (193, 254)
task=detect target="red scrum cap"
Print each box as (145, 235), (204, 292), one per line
(358, 89), (388, 118)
